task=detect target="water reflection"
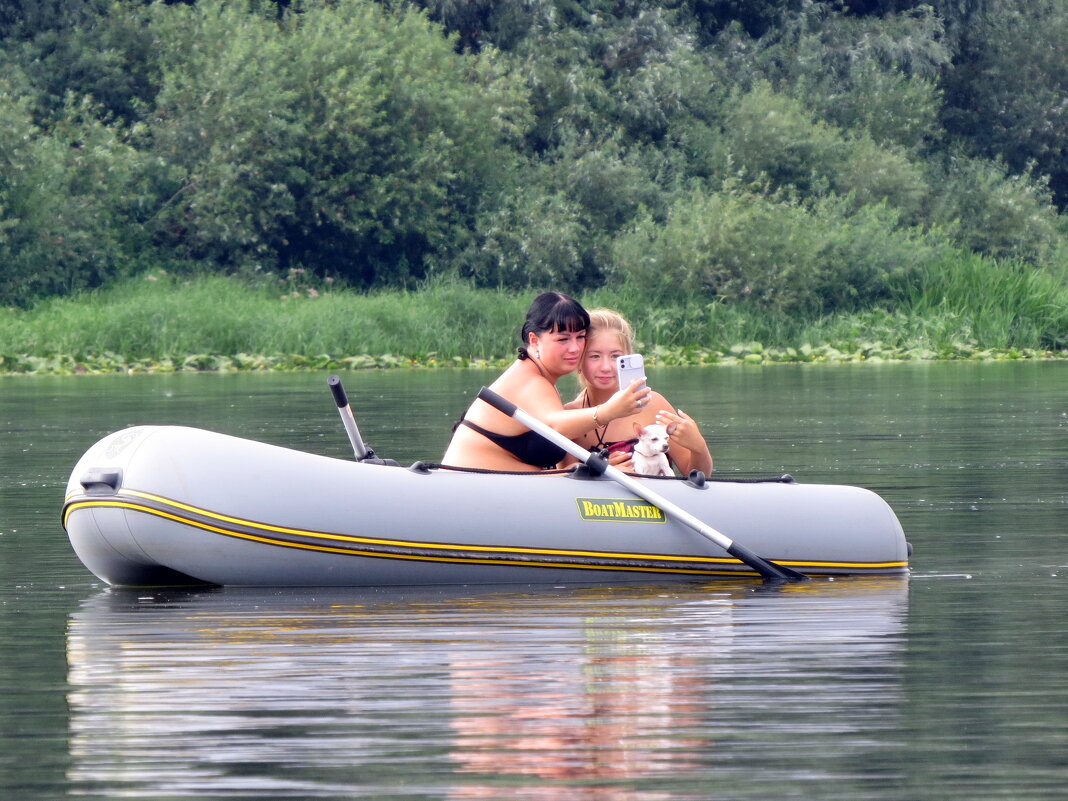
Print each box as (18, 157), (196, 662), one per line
(67, 580), (907, 799)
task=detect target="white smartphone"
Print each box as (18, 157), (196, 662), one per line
(616, 353), (646, 390)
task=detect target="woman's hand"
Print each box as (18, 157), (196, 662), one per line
(601, 378), (651, 422)
(654, 408), (703, 451)
(656, 407), (713, 474)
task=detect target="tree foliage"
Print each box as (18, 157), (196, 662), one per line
(0, 80), (153, 301)
(0, 0), (1065, 312)
(142, 0), (528, 287)
(940, 0), (1068, 204)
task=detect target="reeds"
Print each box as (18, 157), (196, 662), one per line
(889, 253), (1068, 350)
(1, 274), (526, 362)
(1, 261), (1064, 374)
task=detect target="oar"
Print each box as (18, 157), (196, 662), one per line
(476, 386), (808, 582)
(328, 374), (370, 460)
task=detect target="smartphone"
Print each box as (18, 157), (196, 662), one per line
(616, 353), (646, 390)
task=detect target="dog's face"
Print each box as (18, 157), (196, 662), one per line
(633, 422), (675, 456)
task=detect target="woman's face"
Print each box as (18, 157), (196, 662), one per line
(581, 331), (625, 393)
(530, 327), (586, 376)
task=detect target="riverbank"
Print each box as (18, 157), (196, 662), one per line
(2, 342), (1064, 377)
(2, 273), (1065, 375)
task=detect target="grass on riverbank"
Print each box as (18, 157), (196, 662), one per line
(1, 264), (1066, 375)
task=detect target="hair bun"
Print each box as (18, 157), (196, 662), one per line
(517, 346), (529, 360)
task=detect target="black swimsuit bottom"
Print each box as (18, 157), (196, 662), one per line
(460, 419), (567, 470)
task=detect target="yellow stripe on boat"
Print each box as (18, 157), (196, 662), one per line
(63, 491), (908, 573)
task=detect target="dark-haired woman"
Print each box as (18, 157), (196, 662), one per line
(442, 292), (651, 471)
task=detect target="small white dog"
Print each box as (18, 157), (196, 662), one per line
(630, 421), (677, 476)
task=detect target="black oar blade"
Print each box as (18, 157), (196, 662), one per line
(727, 542), (809, 582)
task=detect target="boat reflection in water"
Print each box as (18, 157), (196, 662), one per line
(67, 579), (908, 799)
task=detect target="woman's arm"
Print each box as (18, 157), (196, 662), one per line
(510, 376), (651, 440)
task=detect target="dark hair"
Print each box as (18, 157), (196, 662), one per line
(517, 292), (590, 359)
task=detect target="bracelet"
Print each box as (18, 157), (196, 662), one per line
(592, 405), (602, 426)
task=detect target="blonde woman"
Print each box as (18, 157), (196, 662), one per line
(565, 309), (713, 475)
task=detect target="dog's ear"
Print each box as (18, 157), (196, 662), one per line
(632, 422), (645, 437)
(666, 422), (678, 435)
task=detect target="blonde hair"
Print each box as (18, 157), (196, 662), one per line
(576, 308), (634, 392)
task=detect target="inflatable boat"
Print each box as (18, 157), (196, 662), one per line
(62, 412), (910, 587)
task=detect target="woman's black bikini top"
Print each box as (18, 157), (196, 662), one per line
(460, 419), (567, 470)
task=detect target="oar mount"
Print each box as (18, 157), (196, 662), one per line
(328, 375), (398, 465)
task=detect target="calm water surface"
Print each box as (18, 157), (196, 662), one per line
(1, 363), (1066, 799)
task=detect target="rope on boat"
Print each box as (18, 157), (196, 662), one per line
(412, 461), (796, 485)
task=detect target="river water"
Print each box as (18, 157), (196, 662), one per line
(1, 362), (1065, 799)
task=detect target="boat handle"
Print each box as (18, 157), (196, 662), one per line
(80, 468), (122, 494)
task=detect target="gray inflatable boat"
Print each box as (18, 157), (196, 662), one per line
(63, 422), (909, 587)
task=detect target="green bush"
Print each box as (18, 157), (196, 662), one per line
(143, 0), (529, 286)
(0, 1), (160, 125)
(0, 86), (152, 305)
(834, 134), (928, 222)
(722, 83), (845, 195)
(810, 63), (943, 153)
(458, 145), (671, 291)
(925, 155), (1062, 264)
(464, 185), (589, 291)
(720, 82), (929, 219)
(610, 184), (946, 314)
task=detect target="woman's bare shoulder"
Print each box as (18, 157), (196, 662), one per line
(649, 389), (676, 408)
